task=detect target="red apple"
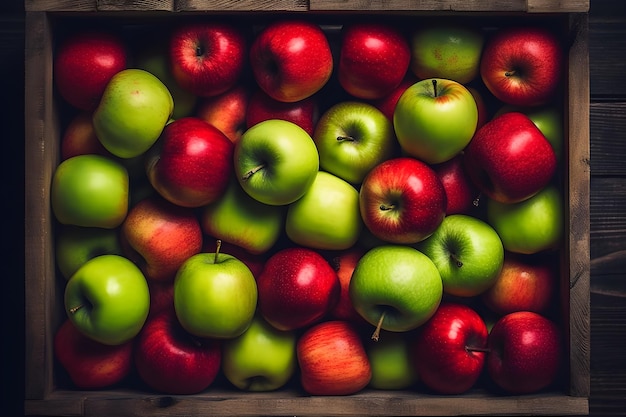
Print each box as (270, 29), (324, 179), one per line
(121, 195), (203, 282)
(195, 84), (250, 143)
(249, 20), (333, 103)
(147, 279), (174, 318)
(368, 74), (417, 121)
(433, 153), (480, 215)
(54, 318), (133, 389)
(256, 247), (340, 331)
(487, 311), (563, 394)
(338, 22), (411, 100)
(297, 320), (372, 395)
(480, 26), (563, 107)
(134, 308), (222, 395)
(145, 116), (234, 208)
(169, 22), (247, 97)
(246, 88), (318, 136)
(467, 86), (489, 130)
(412, 302), (488, 394)
(61, 111), (111, 160)
(482, 252), (557, 316)
(463, 111), (557, 204)
(54, 31), (127, 111)
(329, 247), (368, 324)
(359, 157), (447, 244)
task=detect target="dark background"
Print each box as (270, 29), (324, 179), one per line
(2, 0), (625, 416)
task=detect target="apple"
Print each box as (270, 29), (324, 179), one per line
(495, 104), (564, 162)
(412, 302), (488, 394)
(409, 24), (484, 84)
(222, 315), (297, 392)
(487, 311), (563, 394)
(147, 279), (174, 318)
(121, 195), (203, 282)
(480, 26), (563, 107)
(203, 238), (268, 279)
(174, 243), (258, 339)
(249, 19), (333, 102)
(367, 332), (418, 390)
(246, 88), (318, 136)
(54, 318), (133, 389)
(201, 178), (285, 255)
(60, 111), (111, 160)
(432, 153), (481, 215)
(313, 100), (397, 185)
(92, 68), (173, 159)
(64, 254), (150, 345)
(416, 214), (504, 297)
(51, 154), (129, 229)
(134, 41), (198, 120)
(482, 252), (558, 316)
(393, 78), (478, 164)
(297, 320), (372, 395)
(234, 119), (319, 206)
(196, 84), (250, 143)
(349, 245), (443, 339)
(464, 111), (557, 204)
(145, 116), (234, 208)
(285, 171), (362, 251)
(329, 247), (367, 323)
(55, 225), (123, 280)
(368, 74), (418, 121)
(338, 22), (411, 100)
(256, 247), (340, 331)
(54, 30), (127, 111)
(467, 86), (489, 130)
(487, 184), (563, 254)
(169, 22), (247, 97)
(359, 157), (447, 245)
(134, 308), (221, 395)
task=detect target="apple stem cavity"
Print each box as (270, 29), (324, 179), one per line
(466, 346), (491, 354)
(450, 253), (463, 268)
(241, 164), (266, 181)
(504, 70), (516, 77)
(68, 305), (83, 314)
(337, 135), (355, 142)
(214, 239), (222, 264)
(432, 79), (438, 97)
(371, 311), (386, 342)
(379, 204), (396, 211)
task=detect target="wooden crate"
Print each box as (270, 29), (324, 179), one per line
(24, 1), (591, 415)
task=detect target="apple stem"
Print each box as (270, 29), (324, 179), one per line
(472, 193), (482, 207)
(466, 346), (491, 353)
(371, 311), (386, 342)
(68, 305), (82, 314)
(337, 135), (355, 142)
(214, 240), (222, 264)
(241, 164), (265, 181)
(450, 253), (463, 268)
(505, 70), (516, 77)
(379, 204), (395, 211)
(432, 79), (438, 97)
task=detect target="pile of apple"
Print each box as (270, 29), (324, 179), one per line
(50, 16), (567, 398)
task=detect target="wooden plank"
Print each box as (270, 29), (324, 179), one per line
(309, 0), (588, 12)
(589, 103), (626, 176)
(96, 0), (174, 11)
(175, 0), (309, 11)
(23, 11), (59, 401)
(527, 0), (588, 13)
(25, 0), (97, 11)
(24, 0), (175, 11)
(589, 177), (626, 260)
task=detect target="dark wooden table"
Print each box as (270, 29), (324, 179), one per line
(2, 0), (625, 415)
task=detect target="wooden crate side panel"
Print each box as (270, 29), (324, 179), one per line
(175, 0), (309, 11)
(308, 0), (589, 12)
(25, 0), (174, 11)
(24, 11), (59, 401)
(566, 13), (591, 400)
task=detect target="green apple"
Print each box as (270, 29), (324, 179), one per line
(51, 154), (129, 229)
(349, 245), (443, 339)
(410, 25), (484, 84)
(201, 179), (285, 255)
(495, 104), (564, 162)
(234, 119), (319, 206)
(366, 332), (418, 390)
(64, 254), (150, 345)
(313, 101), (396, 185)
(393, 78), (478, 164)
(134, 43), (197, 120)
(487, 185), (563, 254)
(174, 244), (258, 339)
(93, 68), (173, 159)
(416, 214), (504, 297)
(222, 315), (297, 391)
(285, 171), (362, 251)
(56, 225), (123, 280)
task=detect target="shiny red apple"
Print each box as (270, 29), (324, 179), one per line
(246, 88), (318, 136)
(195, 84), (250, 143)
(433, 153), (480, 215)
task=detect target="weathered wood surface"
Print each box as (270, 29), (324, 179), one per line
(2, 0), (625, 415)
